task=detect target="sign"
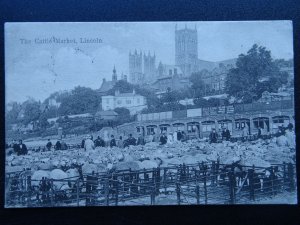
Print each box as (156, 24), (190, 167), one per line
(217, 106), (226, 114)
(187, 108), (202, 117)
(226, 105), (234, 114)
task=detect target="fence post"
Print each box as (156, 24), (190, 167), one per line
(177, 165), (182, 182)
(287, 163), (295, 192)
(156, 167), (161, 194)
(228, 171), (236, 204)
(283, 162), (286, 183)
(270, 166), (275, 196)
(195, 184), (200, 205)
(49, 179), (54, 207)
(248, 169), (255, 201)
(203, 165), (208, 204)
(163, 168), (167, 194)
(182, 163), (186, 183)
(104, 178), (109, 206)
(216, 159), (220, 186)
(211, 161), (215, 186)
(76, 179), (79, 207)
(27, 176), (32, 206)
(115, 179), (119, 206)
(176, 182), (180, 205)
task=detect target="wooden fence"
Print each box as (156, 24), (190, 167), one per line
(5, 161), (296, 207)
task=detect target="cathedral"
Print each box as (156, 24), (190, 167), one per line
(127, 24), (236, 94)
(129, 50), (156, 84)
(175, 24), (199, 77)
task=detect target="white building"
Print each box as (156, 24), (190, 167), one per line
(101, 89), (147, 115)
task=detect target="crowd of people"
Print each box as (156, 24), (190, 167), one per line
(7, 139), (28, 156)
(6, 122), (294, 155)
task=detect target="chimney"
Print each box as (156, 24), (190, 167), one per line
(115, 89), (120, 96)
(133, 89), (136, 95)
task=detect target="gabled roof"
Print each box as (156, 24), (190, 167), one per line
(99, 80), (116, 93)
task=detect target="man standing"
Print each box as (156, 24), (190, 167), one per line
(127, 134), (136, 146)
(137, 133), (145, 145)
(55, 140), (62, 150)
(257, 126), (262, 139)
(160, 132), (168, 145)
(84, 135), (95, 151)
(177, 130), (182, 141)
(117, 136), (124, 148)
(95, 136), (105, 147)
(46, 139), (52, 151)
(110, 135), (116, 147)
(61, 140), (68, 150)
(209, 129), (218, 144)
(16, 140), (28, 156)
(224, 128), (231, 141)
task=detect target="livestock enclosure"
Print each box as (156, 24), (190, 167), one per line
(5, 161), (296, 207)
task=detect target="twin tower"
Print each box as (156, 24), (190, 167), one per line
(129, 24), (198, 84)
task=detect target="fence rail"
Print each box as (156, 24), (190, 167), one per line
(5, 161), (296, 207)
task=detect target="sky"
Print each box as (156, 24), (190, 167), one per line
(5, 21), (293, 103)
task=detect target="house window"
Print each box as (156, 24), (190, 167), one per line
(106, 99), (110, 104)
(126, 100), (131, 104)
(187, 125), (197, 133)
(160, 126), (168, 133)
(147, 127), (155, 135)
(137, 98), (140, 104)
(202, 124), (213, 132)
(117, 100), (122, 105)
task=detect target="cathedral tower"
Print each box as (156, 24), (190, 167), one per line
(129, 50), (143, 84)
(175, 24), (198, 76)
(143, 51), (156, 83)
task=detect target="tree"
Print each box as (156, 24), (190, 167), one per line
(225, 44), (288, 102)
(22, 99), (42, 125)
(39, 114), (49, 130)
(114, 107), (134, 124)
(160, 90), (181, 103)
(6, 102), (21, 124)
(58, 86), (101, 115)
(107, 80), (134, 95)
(114, 107), (130, 116)
(190, 72), (206, 97)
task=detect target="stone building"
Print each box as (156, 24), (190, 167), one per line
(175, 24), (198, 76)
(101, 89), (147, 115)
(129, 50), (143, 84)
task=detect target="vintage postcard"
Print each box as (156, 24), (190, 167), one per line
(4, 21), (296, 207)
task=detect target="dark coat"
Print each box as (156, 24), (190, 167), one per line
(46, 141), (52, 149)
(127, 137), (136, 146)
(160, 135), (167, 145)
(16, 144), (28, 155)
(177, 131), (182, 141)
(81, 139), (85, 148)
(55, 141), (61, 150)
(94, 138), (105, 147)
(209, 131), (218, 143)
(110, 138), (116, 147)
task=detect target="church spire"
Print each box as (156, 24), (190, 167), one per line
(112, 65), (117, 82)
